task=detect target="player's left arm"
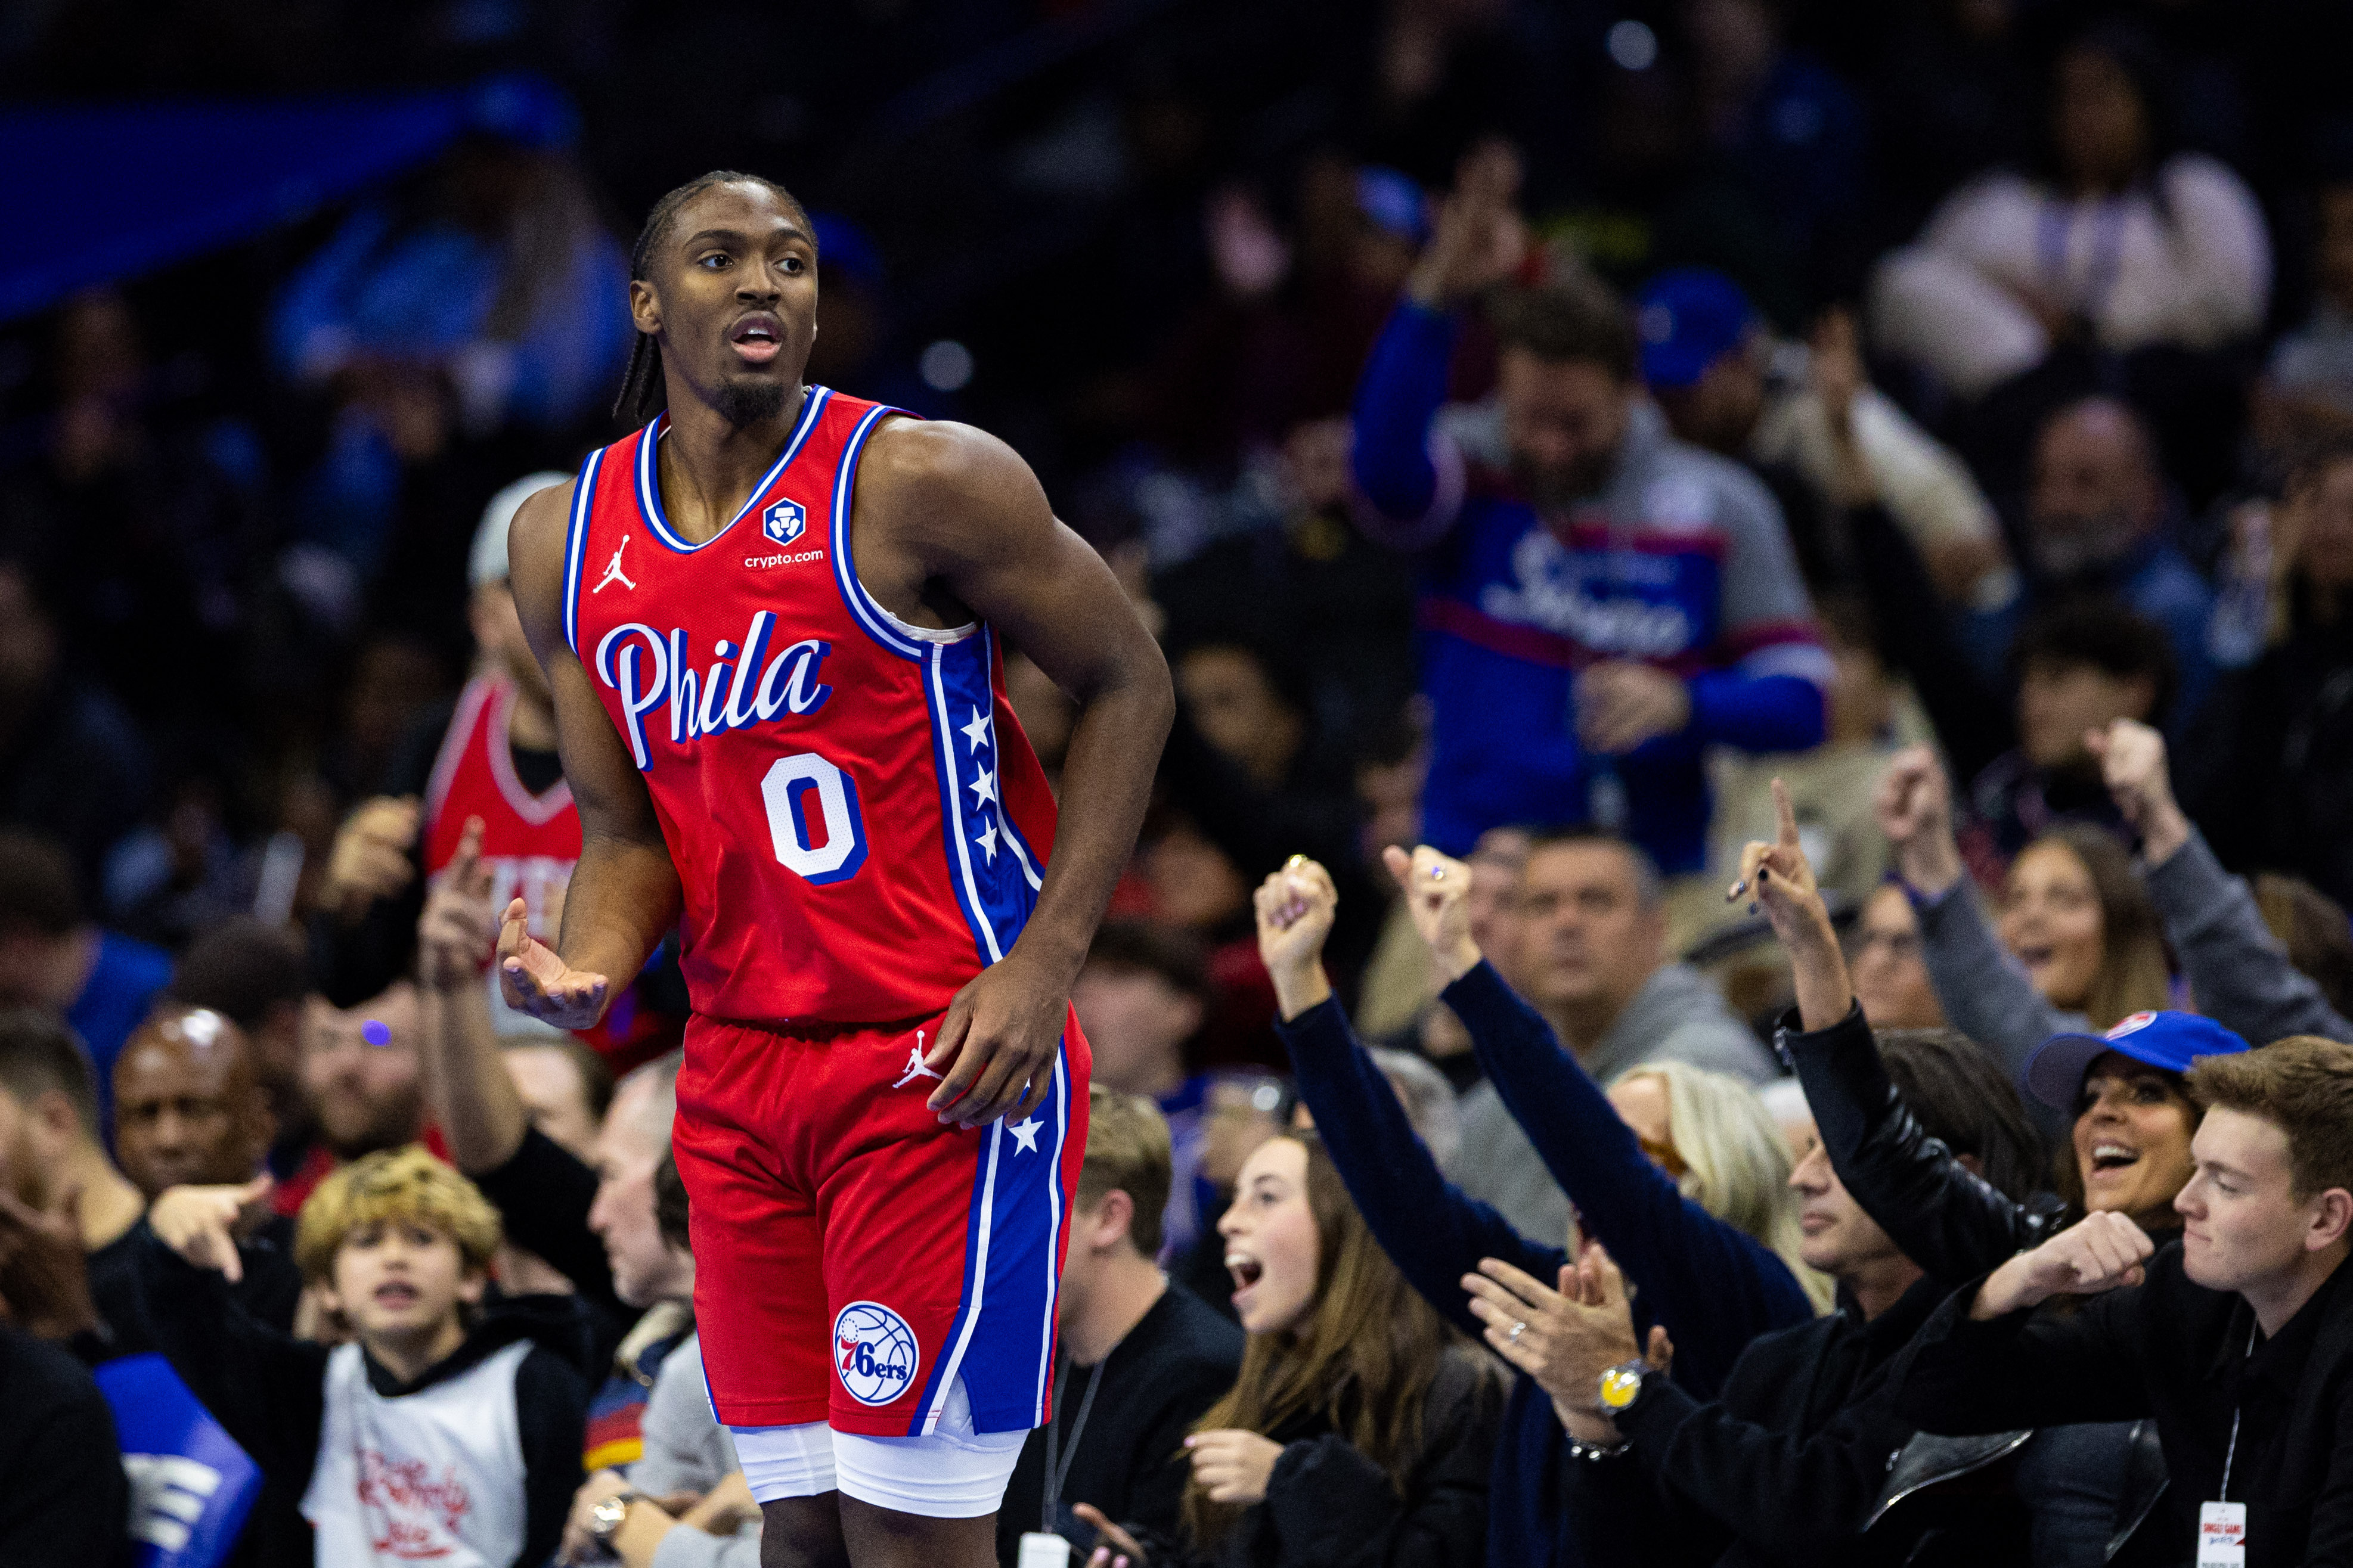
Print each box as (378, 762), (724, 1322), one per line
(866, 419), (1175, 1128)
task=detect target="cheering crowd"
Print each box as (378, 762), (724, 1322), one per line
(10, 1), (2353, 1565)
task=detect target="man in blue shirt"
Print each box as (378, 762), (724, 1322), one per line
(1348, 149), (1830, 874)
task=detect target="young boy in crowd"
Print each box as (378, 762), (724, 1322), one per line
(138, 1145), (590, 1566)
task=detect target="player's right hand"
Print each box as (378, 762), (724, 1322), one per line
(497, 898), (611, 1029)
(325, 795), (422, 915)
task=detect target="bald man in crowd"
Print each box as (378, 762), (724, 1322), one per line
(111, 1004), (274, 1200)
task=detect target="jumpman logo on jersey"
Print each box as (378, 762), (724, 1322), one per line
(593, 535), (637, 594)
(892, 1031), (943, 1089)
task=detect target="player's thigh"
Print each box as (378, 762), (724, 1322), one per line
(672, 1086), (831, 1429)
(814, 1021), (1087, 1440)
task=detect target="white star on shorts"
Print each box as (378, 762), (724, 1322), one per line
(1008, 1116), (1043, 1154)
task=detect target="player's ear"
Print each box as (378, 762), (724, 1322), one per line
(630, 277), (661, 336)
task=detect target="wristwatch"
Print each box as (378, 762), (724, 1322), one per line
(590, 1489), (641, 1547)
(1596, 1358), (1653, 1415)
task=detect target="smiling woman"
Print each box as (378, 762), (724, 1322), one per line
(1997, 825), (2169, 1027)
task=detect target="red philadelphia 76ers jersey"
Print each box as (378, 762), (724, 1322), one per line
(564, 388), (1058, 1026)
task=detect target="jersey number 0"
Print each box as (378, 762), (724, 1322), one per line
(759, 753), (869, 886)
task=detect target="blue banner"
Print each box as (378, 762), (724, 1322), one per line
(96, 1353), (263, 1568)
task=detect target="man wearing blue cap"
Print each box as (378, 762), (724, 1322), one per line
(1348, 149), (1831, 885)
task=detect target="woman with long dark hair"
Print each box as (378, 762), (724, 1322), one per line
(1080, 1131), (1502, 1566)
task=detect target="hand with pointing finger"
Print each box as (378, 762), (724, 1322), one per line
(419, 817), (498, 992)
(149, 1175), (275, 1285)
(2084, 719), (2191, 866)
(1732, 778), (1852, 1029)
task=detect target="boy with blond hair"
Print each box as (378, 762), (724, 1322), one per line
(139, 1145), (591, 1566)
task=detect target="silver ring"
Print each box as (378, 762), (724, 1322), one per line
(1508, 1321), (1526, 1343)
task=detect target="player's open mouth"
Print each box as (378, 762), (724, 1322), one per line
(1225, 1250), (1263, 1300)
(730, 313), (784, 365)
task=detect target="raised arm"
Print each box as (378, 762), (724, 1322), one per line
(1875, 746), (2081, 1080)
(1254, 858), (1561, 1340)
(1348, 143), (1526, 545)
(858, 418), (1173, 1129)
(416, 815), (529, 1172)
(1741, 781), (2050, 1280)
(2093, 718), (2353, 1046)
(1382, 842), (1815, 1383)
(503, 480), (684, 1029)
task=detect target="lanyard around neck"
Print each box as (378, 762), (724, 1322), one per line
(2219, 1319), (2259, 1501)
(1043, 1358), (1109, 1530)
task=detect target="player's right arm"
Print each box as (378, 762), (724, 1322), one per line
(498, 480), (684, 1029)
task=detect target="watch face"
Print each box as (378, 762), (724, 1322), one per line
(1599, 1364), (1644, 1411)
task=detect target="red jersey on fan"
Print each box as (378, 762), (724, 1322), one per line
(563, 387), (1059, 1026)
(421, 674), (578, 940)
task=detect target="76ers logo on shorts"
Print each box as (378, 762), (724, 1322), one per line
(763, 499), (807, 547)
(833, 1301), (919, 1406)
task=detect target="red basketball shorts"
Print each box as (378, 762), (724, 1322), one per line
(672, 1006), (1090, 1438)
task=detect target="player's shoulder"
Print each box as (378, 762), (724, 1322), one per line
(860, 417), (1042, 517)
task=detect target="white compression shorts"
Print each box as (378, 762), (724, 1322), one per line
(730, 1376), (1027, 1519)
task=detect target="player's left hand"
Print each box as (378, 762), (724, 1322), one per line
(925, 954), (1067, 1128)
(497, 898), (611, 1030)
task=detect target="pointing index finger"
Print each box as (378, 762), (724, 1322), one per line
(1772, 777), (1799, 848)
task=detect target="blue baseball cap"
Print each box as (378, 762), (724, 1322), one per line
(1632, 268), (1754, 390)
(2024, 1010), (2252, 1111)
(1356, 166), (1430, 247)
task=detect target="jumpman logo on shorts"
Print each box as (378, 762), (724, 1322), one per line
(593, 535), (637, 594)
(892, 1030), (943, 1089)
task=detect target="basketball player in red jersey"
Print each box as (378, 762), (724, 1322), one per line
(496, 172), (1172, 1566)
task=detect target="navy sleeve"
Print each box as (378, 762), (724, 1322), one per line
(1349, 301), (1458, 530)
(1782, 1005), (2044, 1284)
(513, 1346), (589, 1568)
(1443, 961), (1816, 1394)
(134, 1229), (330, 1482)
(1684, 669), (1827, 753)
(1276, 997), (1564, 1339)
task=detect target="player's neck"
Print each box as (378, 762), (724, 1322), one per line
(653, 380), (810, 545)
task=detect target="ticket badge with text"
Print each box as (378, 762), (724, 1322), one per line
(2197, 1501), (2247, 1567)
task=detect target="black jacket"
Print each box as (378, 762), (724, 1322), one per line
(134, 1229), (593, 1568)
(1605, 1273), (2002, 1567)
(1776, 1003), (2069, 1280)
(1900, 1243), (2353, 1568)
(997, 1281), (1245, 1564)
(1142, 1345), (1505, 1568)
(0, 1324), (128, 1568)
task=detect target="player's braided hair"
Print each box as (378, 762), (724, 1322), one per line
(613, 170), (814, 427)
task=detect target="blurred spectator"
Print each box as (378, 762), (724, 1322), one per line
(1084, 1130), (1504, 1568)
(2251, 875), (2353, 1023)
(1348, 148), (1830, 877)
(0, 1323), (128, 1565)
(1000, 1087), (1242, 1563)
(1958, 598), (2174, 875)
(1073, 921), (1214, 1260)
(1870, 23), (2270, 401)
(110, 1005), (271, 1199)
(0, 1007), (147, 1260)
(1677, 0), (1867, 299)
(1362, 1047), (1462, 1172)
(0, 563), (153, 887)
(1973, 397), (2217, 718)
(0, 829), (172, 1132)
(1636, 268), (2012, 608)
(561, 1154), (761, 1567)
(1706, 595), (1936, 925)
(139, 1148), (591, 1566)
(1453, 831), (1773, 1244)
(169, 916), (314, 1177)
(1845, 884), (1946, 1031)
(2180, 441), (2353, 905)
(2255, 181), (2353, 464)
(276, 979), (425, 1214)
